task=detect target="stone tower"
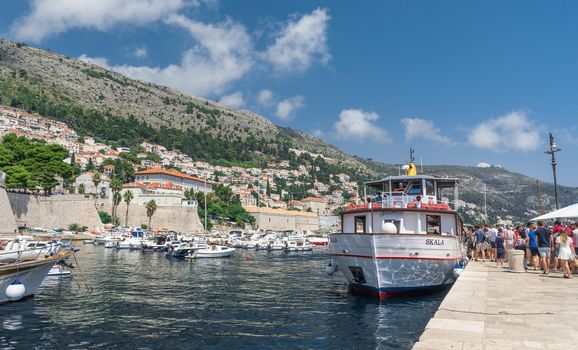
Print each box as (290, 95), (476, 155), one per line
(0, 171), (18, 235)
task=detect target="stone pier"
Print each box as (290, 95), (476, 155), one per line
(413, 262), (578, 350)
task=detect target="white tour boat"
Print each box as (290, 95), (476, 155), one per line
(328, 157), (465, 298)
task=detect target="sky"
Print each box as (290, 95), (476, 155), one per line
(2, 1), (578, 186)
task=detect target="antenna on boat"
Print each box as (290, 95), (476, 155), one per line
(408, 148), (417, 176)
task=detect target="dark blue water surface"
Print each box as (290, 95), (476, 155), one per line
(0, 245), (447, 349)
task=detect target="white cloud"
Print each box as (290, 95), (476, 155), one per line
(264, 8), (331, 72)
(311, 129), (325, 138)
(11, 0), (187, 43)
(400, 118), (455, 145)
(334, 109), (390, 143)
(78, 14), (254, 96)
(132, 47), (148, 59)
(275, 95), (305, 120)
(218, 91), (245, 108)
(468, 111), (541, 152)
(78, 54), (111, 68)
(256, 89), (274, 106)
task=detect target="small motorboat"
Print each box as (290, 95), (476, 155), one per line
(307, 236), (329, 246)
(141, 235), (173, 253)
(284, 240), (313, 252)
(165, 243), (200, 259)
(187, 245), (235, 259)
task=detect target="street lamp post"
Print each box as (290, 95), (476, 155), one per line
(545, 132), (561, 210)
(204, 178), (208, 232)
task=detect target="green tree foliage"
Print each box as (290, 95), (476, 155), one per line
(98, 210), (112, 224)
(85, 158), (95, 172)
(196, 184), (254, 228)
(145, 199), (157, 228)
(110, 178), (123, 221)
(78, 183), (86, 194)
(123, 190), (134, 226)
(0, 134), (73, 193)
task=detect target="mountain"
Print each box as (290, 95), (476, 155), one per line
(0, 38), (573, 224)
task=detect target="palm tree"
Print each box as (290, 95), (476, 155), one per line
(110, 178), (123, 222)
(123, 190), (134, 227)
(78, 183), (86, 194)
(92, 172), (101, 209)
(145, 200), (157, 229)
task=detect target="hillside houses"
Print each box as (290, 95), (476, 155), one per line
(0, 104), (360, 219)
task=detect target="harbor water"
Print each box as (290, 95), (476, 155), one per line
(0, 245), (448, 349)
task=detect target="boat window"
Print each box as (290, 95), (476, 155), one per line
(408, 180), (422, 195)
(425, 180), (435, 196)
(392, 181), (407, 194)
(426, 215), (441, 235)
(354, 216), (366, 234)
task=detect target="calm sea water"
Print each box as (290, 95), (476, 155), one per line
(0, 245), (447, 349)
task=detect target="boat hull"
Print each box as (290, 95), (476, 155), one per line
(330, 233), (462, 298)
(0, 259), (60, 303)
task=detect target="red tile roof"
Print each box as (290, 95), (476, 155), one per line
(302, 197), (325, 202)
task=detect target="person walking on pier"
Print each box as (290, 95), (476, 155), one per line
(556, 228), (574, 279)
(474, 225), (486, 262)
(495, 231), (505, 267)
(536, 221), (552, 274)
(526, 223), (539, 270)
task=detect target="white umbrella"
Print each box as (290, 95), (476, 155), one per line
(531, 203), (578, 221)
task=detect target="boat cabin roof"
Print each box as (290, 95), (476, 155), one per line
(365, 175), (459, 190)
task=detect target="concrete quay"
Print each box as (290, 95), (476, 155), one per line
(413, 261), (578, 350)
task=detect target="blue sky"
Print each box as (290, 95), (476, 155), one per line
(2, 1), (578, 186)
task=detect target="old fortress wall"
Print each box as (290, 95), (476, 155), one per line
(8, 193), (103, 231)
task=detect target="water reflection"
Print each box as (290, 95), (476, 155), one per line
(0, 245), (446, 349)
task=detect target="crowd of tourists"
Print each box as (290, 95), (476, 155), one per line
(466, 220), (578, 278)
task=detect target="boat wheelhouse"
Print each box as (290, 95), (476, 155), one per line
(329, 167), (465, 298)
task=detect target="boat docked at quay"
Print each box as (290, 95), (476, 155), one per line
(0, 238), (72, 303)
(328, 156), (465, 298)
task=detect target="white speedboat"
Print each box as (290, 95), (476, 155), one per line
(328, 157), (464, 299)
(116, 229), (146, 250)
(141, 235), (174, 253)
(0, 240), (72, 303)
(268, 239), (286, 251)
(284, 240), (313, 252)
(187, 245), (235, 258)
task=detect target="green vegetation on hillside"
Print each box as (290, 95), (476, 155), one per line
(0, 133), (73, 193)
(193, 185), (255, 229)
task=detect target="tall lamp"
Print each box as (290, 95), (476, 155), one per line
(544, 132), (561, 210)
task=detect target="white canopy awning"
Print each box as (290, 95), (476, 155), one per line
(531, 203), (578, 221)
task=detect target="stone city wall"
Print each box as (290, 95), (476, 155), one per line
(8, 193), (103, 230)
(98, 201), (203, 233)
(250, 210), (320, 231)
(0, 174), (18, 235)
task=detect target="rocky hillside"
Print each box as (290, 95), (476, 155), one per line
(0, 38), (574, 224)
(0, 38), (369, 172)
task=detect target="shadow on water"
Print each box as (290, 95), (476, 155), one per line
(0, 245), (447, 349)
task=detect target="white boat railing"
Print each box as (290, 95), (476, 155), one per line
(0, 241), (65, 265)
